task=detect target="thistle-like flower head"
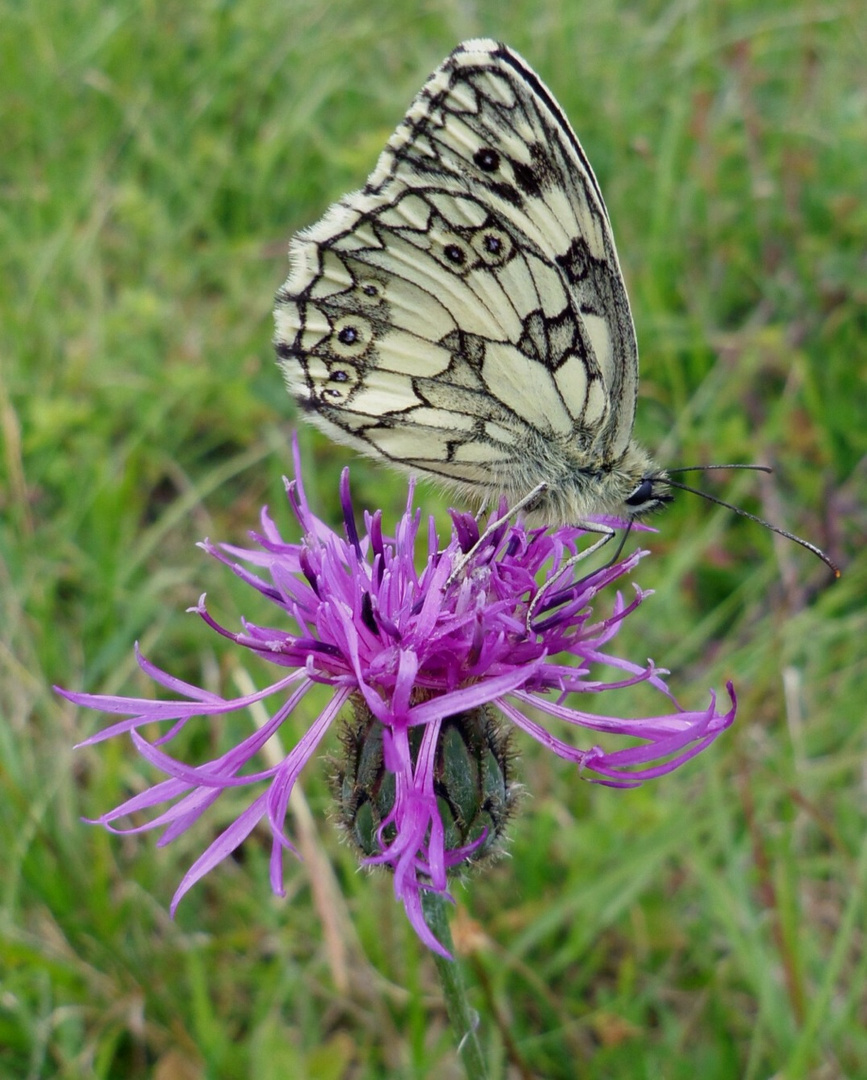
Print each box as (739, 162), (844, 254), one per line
(58, 440), (735, 956)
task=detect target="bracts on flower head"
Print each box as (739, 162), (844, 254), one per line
(331, 696), (521, 866)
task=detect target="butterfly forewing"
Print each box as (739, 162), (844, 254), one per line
(275, 39), (654, 521)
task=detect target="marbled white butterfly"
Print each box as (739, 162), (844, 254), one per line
(274, 38), (669, 527)
(273, 39), (838, 575)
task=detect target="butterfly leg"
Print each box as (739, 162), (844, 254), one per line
(526, 521), (617, 629)
(446, 482), (549, 588)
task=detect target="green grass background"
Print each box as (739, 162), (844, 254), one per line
(2, 1), (865, 1077)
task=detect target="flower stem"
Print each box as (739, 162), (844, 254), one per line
(421, 891), (489, 1080)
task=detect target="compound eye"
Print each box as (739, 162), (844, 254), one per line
(625, 478), (655, 508)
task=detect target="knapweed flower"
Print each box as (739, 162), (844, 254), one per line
(58, 441), (736, 957)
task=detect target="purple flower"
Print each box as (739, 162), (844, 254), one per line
(57, 441), (736, 957)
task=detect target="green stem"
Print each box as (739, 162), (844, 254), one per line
(421, 891), (489, 1080)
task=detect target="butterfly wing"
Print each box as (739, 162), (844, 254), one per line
(274, 39), (641, 509)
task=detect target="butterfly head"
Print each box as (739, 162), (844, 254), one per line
(623, 471), (673, 518)
(601, 442), (673, 522)
(610, 438), (672, 526)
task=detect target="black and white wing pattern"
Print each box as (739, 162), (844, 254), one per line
(274, 38), (667, 524)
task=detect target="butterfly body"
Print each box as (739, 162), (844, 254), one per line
(275, 39), (670, 526)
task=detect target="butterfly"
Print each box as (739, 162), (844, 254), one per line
(273, 38), (670, 533)
(272, 40), (839, 579)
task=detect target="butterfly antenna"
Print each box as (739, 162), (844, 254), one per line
(665, 473), (840, 577)
(667, 463), (773, 477)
